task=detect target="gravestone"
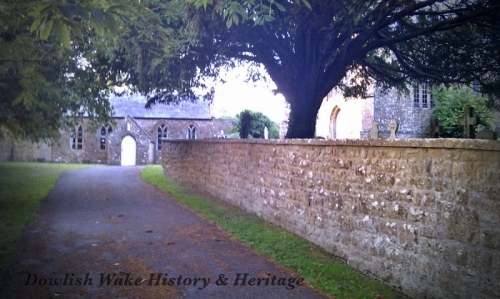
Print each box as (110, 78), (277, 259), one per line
(388, 119), (398, 140)
(475, 124), (497, 140)
(370, 121), (379, 139)
(458, 106), (479, 138)
(425, 117), (442, 138)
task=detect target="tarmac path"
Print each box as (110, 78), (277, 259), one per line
(0, 166), (331, 299)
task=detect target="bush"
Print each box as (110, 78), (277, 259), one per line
(431, 85), (496, 137)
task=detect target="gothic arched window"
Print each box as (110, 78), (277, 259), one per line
(70, 125), (83, 150)
(76, 125), (83, 149)
(185, 124), (198, 139)
(157, 124), (168, 150)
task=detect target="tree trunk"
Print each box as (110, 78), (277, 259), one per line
(285, 93), (324, 139)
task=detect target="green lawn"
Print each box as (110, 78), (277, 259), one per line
(0, 162), (93, 273)
(142, 165), (408, 299)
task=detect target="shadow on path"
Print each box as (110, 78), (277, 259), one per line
(0, 166), (330, 299)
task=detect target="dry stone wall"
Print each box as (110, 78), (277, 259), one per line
(162, 139), (500, 299)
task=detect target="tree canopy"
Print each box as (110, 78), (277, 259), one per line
(185, 0), (500, 138)
(235, 110), (280, 139)
(1, 0), (121, 140)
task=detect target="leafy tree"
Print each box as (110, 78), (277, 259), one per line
(431, 85), (496, 138)
(0, 0), (127, 140)
(235, 110), (280, 139)
(0, 0), (204, 141)
(184, 0), (500, 138)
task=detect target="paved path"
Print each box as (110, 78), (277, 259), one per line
(0, 166), (330, 299)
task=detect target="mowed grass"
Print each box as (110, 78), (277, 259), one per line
(0, 162), (93, 272)
(141, 165), (408, 299)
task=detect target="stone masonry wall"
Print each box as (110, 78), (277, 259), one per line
(0, 135), (52, 162)
(162, 139), (500, 299)
(374, 86), (433, 139)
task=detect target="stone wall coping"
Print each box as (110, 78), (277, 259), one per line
(162, 138), (500, 151)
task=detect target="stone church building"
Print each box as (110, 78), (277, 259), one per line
(0, 94), (235, 165)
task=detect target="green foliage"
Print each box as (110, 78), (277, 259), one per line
(234, 109), (279, 139)
(0, 0), (203, 141)
(141, 165), (408, 299)
(187, 0), (310, 27)
(431, 85), (496, 138)
(28, 0), (127, 48)
(104, 0), (216, 107)
(0, 0), (126, 141)
(0, 162), (93, 276)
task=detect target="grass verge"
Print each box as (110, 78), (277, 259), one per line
(141, 165), (408, 299)
(0, 162), (93, 274)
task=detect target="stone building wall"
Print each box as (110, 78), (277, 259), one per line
(51, 119), (109, 164)
(374, 86), (433, 139)
(107, 116), (152, 165)
(0, 135), (52, 162)
(162, 138), (500, 299)
(212, 119), (237, 137)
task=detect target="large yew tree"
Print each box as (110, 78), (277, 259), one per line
(186, 0), (500, 138)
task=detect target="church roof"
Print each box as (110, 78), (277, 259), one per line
(109, 93), (211, 119)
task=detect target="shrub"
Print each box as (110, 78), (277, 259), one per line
(431, 85), (496, 137)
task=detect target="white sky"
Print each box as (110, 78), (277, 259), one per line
(209, 64), (288, 124)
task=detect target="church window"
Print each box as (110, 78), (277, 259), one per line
(100, 126), (106, 150)
(157, 124), (168, 150)
(185, 124), (198, 139)
(77, 125), (83, 149)
(413, 82), (420, 107)
(413, 81), (432, 109)
(421, 82), (428, 108)
(70, 125), (83, 150)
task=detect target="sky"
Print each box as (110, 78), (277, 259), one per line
(209, 64), (288, 124)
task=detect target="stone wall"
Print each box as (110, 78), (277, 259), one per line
(162, 138), (500, 299)
(0, 134), (52, 162)
(374, 86), (433, 139)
